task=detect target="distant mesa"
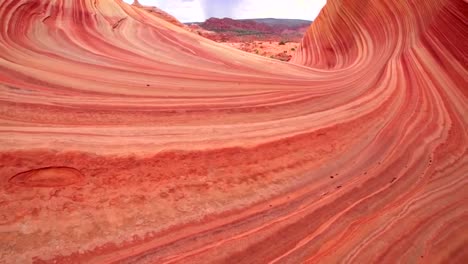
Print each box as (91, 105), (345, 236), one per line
(0, 0), (466, 263)
(185, 17), (311, 61)
(188, 17), (312, 42)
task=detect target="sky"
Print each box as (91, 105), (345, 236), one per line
(123, 0), (327, 23)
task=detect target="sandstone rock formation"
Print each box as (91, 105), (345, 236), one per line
(0, 0), (466, 263)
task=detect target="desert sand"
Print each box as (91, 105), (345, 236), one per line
(223, 41), (299, 61)
(0, 0), (467, 263)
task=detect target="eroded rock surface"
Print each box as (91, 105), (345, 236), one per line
(0, 0), (466, 263)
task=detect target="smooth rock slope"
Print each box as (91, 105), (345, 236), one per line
(0, 0), (467, 263)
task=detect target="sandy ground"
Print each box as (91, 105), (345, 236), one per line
(223, 41), (299, 61)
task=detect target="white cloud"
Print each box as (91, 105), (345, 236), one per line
(122, 0), (326, 22)
(122, 0), (205, 22)
(234, 0), (326, 21)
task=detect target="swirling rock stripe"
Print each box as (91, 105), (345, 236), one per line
(0, 0), (467, 263)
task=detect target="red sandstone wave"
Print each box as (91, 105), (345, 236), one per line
(0, 0), (467, 263)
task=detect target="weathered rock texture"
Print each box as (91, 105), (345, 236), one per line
(0, 0), (466, 263)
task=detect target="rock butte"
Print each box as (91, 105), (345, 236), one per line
(0, 0), (466, 263)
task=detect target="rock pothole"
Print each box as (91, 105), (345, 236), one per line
(9, 166), (84, 187)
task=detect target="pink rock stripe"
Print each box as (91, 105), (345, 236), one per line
(0, 0), (466, 263)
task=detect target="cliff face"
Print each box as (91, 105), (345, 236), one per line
(293, 0), (466, 71)
(201, 17), (274, 33)
(198, 17), (309, 40)
(0, 0), (466, 263)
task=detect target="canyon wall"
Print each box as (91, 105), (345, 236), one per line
(0, 0), (466, 263)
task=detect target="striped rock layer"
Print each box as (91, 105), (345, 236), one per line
(0, 0), (467, 263)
